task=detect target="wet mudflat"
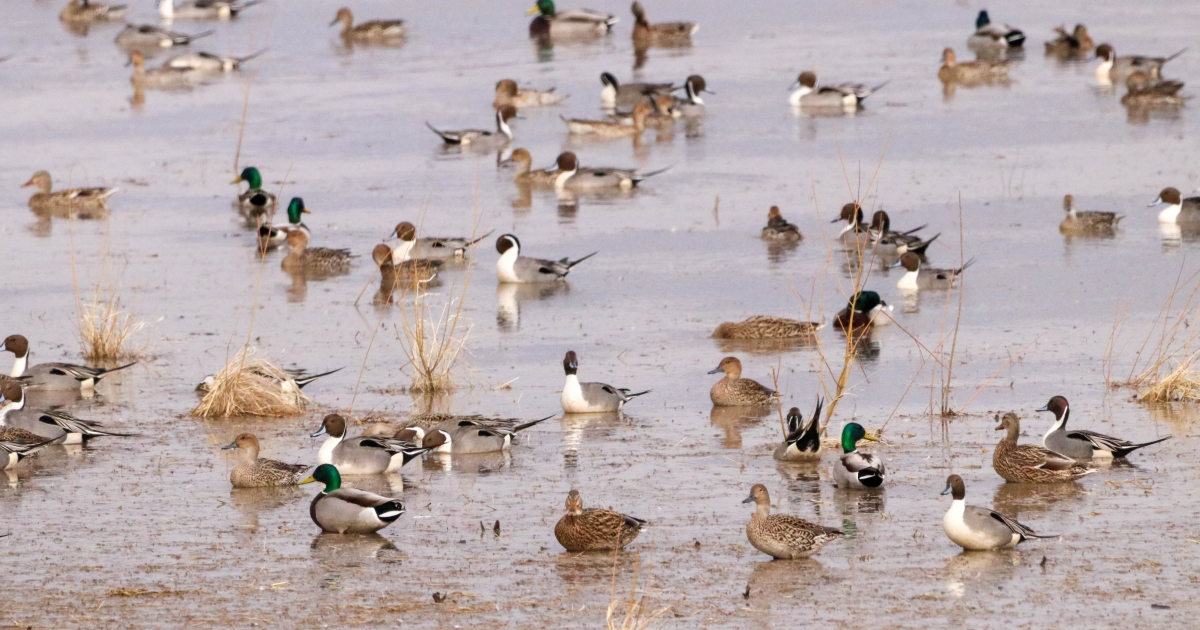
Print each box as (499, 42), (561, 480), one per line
(2, 0), (1199, 627)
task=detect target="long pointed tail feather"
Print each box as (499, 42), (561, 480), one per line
(1114, 435), (1170, 458)
(567, 251), (598, 269)
(513, 414), (556, 433)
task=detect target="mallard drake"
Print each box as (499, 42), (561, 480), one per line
(128, 50), (202, 89)
(0, 384), (55, 445)
(493, 79), (568, 109)
(630, 1), (696, 49)
(164, 49), (265, 72)
(257, 198), (311, 251)
(832, 423), (884, 489)
(562, 102), (651, 138)
(22, 170), (117, 211)
(708, 356), (778, 406)
(868, 210), (937, 255)
(311, 414), (429, 475)
(993, 412), (1094, 483)
(560, 350), (649, 413)
(495, 234), (597, 283)
(938, 48), (1009, 85)
(301, 464), (405, 534)
(551, 152), (668, 192)
(115, 24), (212, 48)
(2, 335), (134, 392)
(60, 0), (127, 23)
(788, 71), (887, 110)
(508, 148), (558, 187)
(427, 106), (519, 147)
(1058, 194), (1123, 234)
(158, 0), (260, 20)
(1044, 24), (1094, 57)
(1121, 72), (1188, 108)
(743, 484), (842, 559)
(1, 438), (57, 470)
(941, 475), (1056, 551)
(223, 433), (308, 488)
(422, 415), (552, 454)
(711, 316), (820, 340)
(773, 399), (823, 462)
(554, 489), (645, 551)
(599, 72), (675, 108)
(281, 228), (354, 275)
(527, 0), (616, 39)
(330, 7), (405, 41)
(232, 166), (277, 218)
(967, 10), (1025, 52)
(1037, 396), (1170, 461)
(761, 206), (802, 241)
(833, 291), (891, 331)
(893, 252), (975, 291)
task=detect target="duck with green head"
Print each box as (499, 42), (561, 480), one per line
(527, 0), (616, 39)
(232, 166), (277, 219)
(301, 464), (405, 534)
(834, 290), (891, 332)
(257, 197), (311, 251)
(832, 423), (885, 489)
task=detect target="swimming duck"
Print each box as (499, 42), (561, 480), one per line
(330, 7), (405, 41)
(993, 412), (1094, 483)
(562, 102), (651, 138)
(1, 438), (56, 470)
(1121, 72), (1188, 108)
(223, 433), (308, 488)
(1094, 44), (1185, 85)
(833, 291), (891, 331)
(196, 366), (341, 394)
(22, 171), (117, 211)
(493, 79), (568, 109)
(967, 10), (1025, 52)
(869, 210), (937, 255)
(495, 234), (597, 284)
(507, 149), (558, 187)
(1043, 24), (1093, 57)
(0, 384), (55, 445)
(129, 50), (202, 89)
(832, 423), (884, 489)
(832, 202), (869, 241)
(761, 206), (803, 241)
(311, 414), (429, 475)
(941, 475), (1055, 551)
(788, 71), (887, 109)
(711, 316), (821, 340)
(772, 399), (824, 462)
(528, 0), (616, 39)
(630, 1), (696, 49)
(708, 357), (778, 407)
(60, 0), (127, 22)
(938, 48), (1009, 85)
(671, 75), (711, 117)
(560, 350), (649, 413)
(282, 229), (354, 275)
(1058, 194), (1123, 234)
(1037, 396), (1170, 461)
(427, 105), (519, 148)
(599, 72), (675, 108)
(743, 484), (842, 559)
(232, 166), (277, 218)
(163, 49), (265, 72)
(554, 489), (646, 551)
(422, 415), (551, 454)
(301, 464), (405, 534)
(605, 93), (679, 129)
(372, 243), (442, 290)
(1149, 187), (1200, 226)
(115, 24), (212, 48)
(893, 252), (975, 291)
(551, 152), (668, 192)
(37, 410), (138, 445)
(3, 335), (135, 392)
(257, 198), (311, 251)
(386, 221), (494, 262)
(158, 0), (259, 20)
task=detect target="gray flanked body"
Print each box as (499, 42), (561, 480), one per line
(1038, 395), (1171, 461)
(560, 351), (649, 413)
(495, 234), (597, 284)
(941, 475), (1049, 551)
(423, 415), (551, 454)
(311, 414), (425, 475)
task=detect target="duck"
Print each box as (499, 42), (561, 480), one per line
(560, 350), (649, 413)
(301, 464), (405, 534)
(115, 24), (212, 48)
(1094, 44), (1185, 85)
(310, 413), (429, 475)
(158, 0), (259, 20)
(163, 49), (265, 72)
(832, 202), (869, 242)
(373, 243), (442, 289)
(383, 221), (489, 264)
(422, 415), (552, 454)
(507, 149), (558, 187)
(495, 234), (597, 284)
(554, 489), (646, 551)
(551, 152), (668, 192)
(1149, 187), (1200, 226)
(493, 79), (568, 109)
(562, 102), (651, 138)
(772, 399), (824, 462)
(743, 484), (843, 559)
(630, 1), (696, 49)
(671, 75), (711, 116)
(893, 252), (975, 291)
(528, 0), (616, 39)
(223, 433), (308, 488)
(0, 384), (56, 445)
(708, 357), (778, 407)
(833, 291), (892, 331)
(993, 412), (1095, 483)
(761, 206), (803, 241)
(330, 7), (405, 41)
(711, 316), (821, 340)
(257, 197), (311, 251)
(232, 166), (277, 219)
(37, 410), (138, 445)
(128, 50), (202, 89)
(196, 366), (342, 395)
(967, 10), (1025, 51)
(60, 0), (128, 22)
(1037, 396), (1171, 461)
(2, 335), (135, 392)
(1, 438), (56, 471)
(1043, 24), (1094, 57)
(1121, 72), (1188, 108)
(427, 105), (519, 147)
(22, 171), (117, 211)
(1058, 194), (1123, 234)
(599, 72), (675, 108)
(832, 423), (884, 489)
(941, 474), (1055, 551)
(869, 210), (937, 255)
(282, 229), (354, 275)
(788, 71), (887, 109)
(938, 48), (1009, 85)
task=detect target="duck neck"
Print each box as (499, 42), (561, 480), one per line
(0, 400), (18, 425)
(1000, 424), (1019, 447)
(316, 432), (342, 465)
(10, 355), (26, 378)
(600, 84), (617, 107)
(554, 167), (576, 192)
(1159, 203), (1182, 224)
(158, 0), (173, 18)
(897, 269), (919, 290)
(563, 373), (582, 397)
(240, 444), (259, 463)
(685, 82), (703, 106)
(946, 498), (965, 521)
(497, 113), (513, 139)
(1044, 408), (1068, 443)
(788, 85), (813, 106)
(754, 500), (771, 520)
(390, 238), (415, 264)
(496, 246), (519, 281)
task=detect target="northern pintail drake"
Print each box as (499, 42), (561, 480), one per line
(37, 410), (138, 445)
(128, 50), (201, 89)
(993, 413), (1094, 483)
(1094, 44), (1185, 85)
(551, 152), (668, 192)
(158, 0), (259, 20)
(330, 7), (405, 41)
(223, 433), (308, 488)
(196, 366), (342, 394)
(3, 335), (135, 392)
(115, 24), (212, 48)
(1148, 187), (1200, 226)
(562, 102), (651, 138)
(554, 489), (645, 551)
(1, 438), (56, 470)
(832, 202), (868, 240)
(311, 414), (429, 475)
(834, 291), (891, 331)
(1121, 72), (1188, 108)
(1058, 194), (1123, 234)
(60, 0), (127, 22)
(761, 206), (803, 241)
(23, 171), (117, 211)
(941, 475), (1055, 551)
(493, 79), (568, 109)
(893, 252), (975, 291)
(528, 0), (616, 39)
(257, 197), (311, 251)
(672, 75), (711, 115)
(495, 234), (597, 283)
(560, 350), (649, 413)
(422, 415), (551, 454)
(711, 316), (821, 340)
(708, 356), (778, 406)
(508, 148), (558, 187)
(788, 71), (887, 110)
(772, 399), (823, 462)
(967, 10), (1025, 51)
(427, 106), (519, 147)
(386, 221), (494, 262)
(1037, 396), (1170, 461)
(301, 464), (404, 534)
(232, 166), (277, 218)
(631, 1), (696, 48)
(869, 210), (937, 255)
(832, 423), (884, 489)
(1044, 24), (1094, 57)
(0, 384), (54, 446)
(938, 48), (1009, 84)
(743, 484), (842, 559)
(282, 229), (354, 275)
(599, 72), (674, 108)
(164, 49), (265, 72)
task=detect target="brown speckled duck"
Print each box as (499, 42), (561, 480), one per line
(330, 7), (405, 42)
(23, 171), (117, 211)
(711, 316), (821, 340)
(508, 148), (558, 187)
(493, 79), (568, 109)
(223, 433), (308, 488)
(708, 357), (778, 406)
(743, 484), (842, 559)
(938, 48), (1009, 85)
(761, 206), (802, 241)
(1058, 194), (1123, 234)
(992, 413), (1094, 484)
(631, 1), (696, 49)
(283, 229), (354, 275)
(554, 489), (645, 551)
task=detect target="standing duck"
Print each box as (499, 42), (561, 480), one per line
(232, 166), (277, 218)
(282, 229), (354, 276)
(223, 433), (308, 488)
(528, 0), (616, 39)
(743, 484), (843, 559)
(761, 206), (802, 241)
(23, 171), (117, 211)
(554, 489), (645, 551)
(301, 464), (405, 534)
(833, 291), (891, 331)
(631, 1), (696, 49)
(1058, 194), (1123, 234)
(711, 316), (820, 340)
(330, 7), (405, 42)
(560, 350), (649, 413)
(832, 423), (884, 489)
(941, 475), (1056, 551)
(992, 413), (1094, 483)
(772, 399), (823, 462)
(708, 357), (778, 406)
(3, 335), (135, 392)
(1037, 396), (1170, 461)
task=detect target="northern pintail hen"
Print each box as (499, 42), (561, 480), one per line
(0, 385), (54, 445)
(562, 102), (651, 138)
(60, 0), (128, 22)
(893, 252), (975, 291)
(554, 489), (646, 551)
(560, 350), (649, 413)
(967, 10), (1025, 52)
(128, 50), (202, 89)
(1094, 44), (1186, 85)
(552, 152), (668, 192)
(599, 72), (674, 108)
(833, 291), (891, 331)
(772, 399), (823, 462)
(427, 106), (519, 148)
(761, 206), (802, 241)
(3, 335), (134, 392)
(311, 414), (429, 475)
(495, 234), (597, 283)
(508, 149), (558, 187)
(330, 7), (405, 42)
(232, 166), (277, 218)
(1149, 187), (1200, 226)
(164, 49), (265, 72)
(631, 1), (696, 48)
(301, 464), (404, 534)
(23, 171), (117, 211)
(158, 0), (260, 20)
(373, 244), (442, 289)
(708, 356), (778, 406)
(1044, 24), (1094, 58)
(711, 316), (820, 340)
(743, 484), (842, 559)
(528, 0), (616, 39)
(115, 24), (212, 48)
(282, 229), (354, 275)
(1122, 72), (1188, 108)
(993, 412), (1094, 483)
(938, 48), (1009, 85)
(223, 433), (308, 488)
(386, 221), (493, 262)
(869, 210), (937, 255)
(941, 475), (1056, 551)
(1, 438), (56, 471)
(257, 197), (310, 251)
(1058, 194), (1123, 234)
(1037, 396), (1170, 461)
(493, 79), (568, 109)
(832, 423), (884, 489)
(422, 415), (551, 454)
(788, 71), (887, 110)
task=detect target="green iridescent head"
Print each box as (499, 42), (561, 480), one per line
(286, 197), (310, 226)
(236, 166), (263, 190)
(301, 463), (341, 492)
(840, 422), (877, 453)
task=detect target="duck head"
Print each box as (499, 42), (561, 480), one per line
(232, 166), (264, 189)
(940, 474), (965, 500)
(707, 356), (743, 379)
(840, 422), (877, 453)
(564, 489), (584, 515)
(300, 463), (342, 492)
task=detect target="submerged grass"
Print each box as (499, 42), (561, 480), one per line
(190, 348), (311, 418)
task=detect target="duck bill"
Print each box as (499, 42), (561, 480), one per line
(940, 484), (952, 496)
(1034, 405), (1049, 412)
(20, 179), (34, 188)
(788, 80), (801, 91)
(741, 494), (755, 504)
(1147, 196), (1163, 207)
(861, 433), (879, 442)
(221, 441), (238, 450)
(887, 260), (903, 269)
(230, 176), (244, 184)
(706, 366), (724, 375)
(299, 475), (316, 484)
(328, 17), (339, 26)
(310, 426), (327, 438)
(525, 5), (540, 15)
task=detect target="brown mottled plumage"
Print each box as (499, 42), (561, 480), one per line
(60, 0), (128, 22)
(712, 316), (821, 340)
(708, 357), (778, 406)
(372, 243), (440, 291)
(992, 413), (1094, 484)
(1059, 194), (1123, 234)
(330, 7), (405, 41)
(938, 48), (1009, 85)
(562, 102), (651, 138)
(23, 171), (117, 211)
(761, 206), (802, 241)
(493, 79), (568, 109)
(508, 149), (558, 187)
(554, 489), (645, 552)
(744, 484), (842, 559)
(224, 433), (308, 488)
(1121, 72), (1188, 108)
(631, 1), (696, 49)
(283, 229), (354, 275)
(1044, 24), (1094, 57)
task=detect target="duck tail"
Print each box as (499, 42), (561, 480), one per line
(1163, 48), (1188, 64)
(1005, 30), (1025, 47)
(899, 223), (927, 236)
(513, 414), (556, 433)
(566, 251), (598, 269)
(623, 389), (651, 401)
(867, 79), (890, 96)
(909, 232), (940, 254)
(294, 366), (343, 389)
(425, 121), (457, 144)
(465, 229), (496, 247)
(1113, 435), (1170, 458)
(237, 0), (264, 9)
(956, 257), (978, 274)
(1025, 531), (1060, 539)
(637, 165), (672, 179)
(99, 361), (137, 376)
(235, 48), (268, 65)
(186, 30), (215, 43)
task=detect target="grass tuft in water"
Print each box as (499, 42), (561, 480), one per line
(191, 348), (310, 418)
(76, 284), (147, 363)
(395, 280), (471, 394)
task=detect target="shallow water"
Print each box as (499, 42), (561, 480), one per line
(2, 0), (1200, 627)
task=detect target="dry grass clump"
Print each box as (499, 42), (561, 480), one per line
(76, 285), (148, 363)
(191, 348), (311, 417)
(395, 280), (471, 394)
(1137, 351), (1200, 403)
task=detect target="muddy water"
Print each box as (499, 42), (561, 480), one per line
(2, 0), (1198, 626)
